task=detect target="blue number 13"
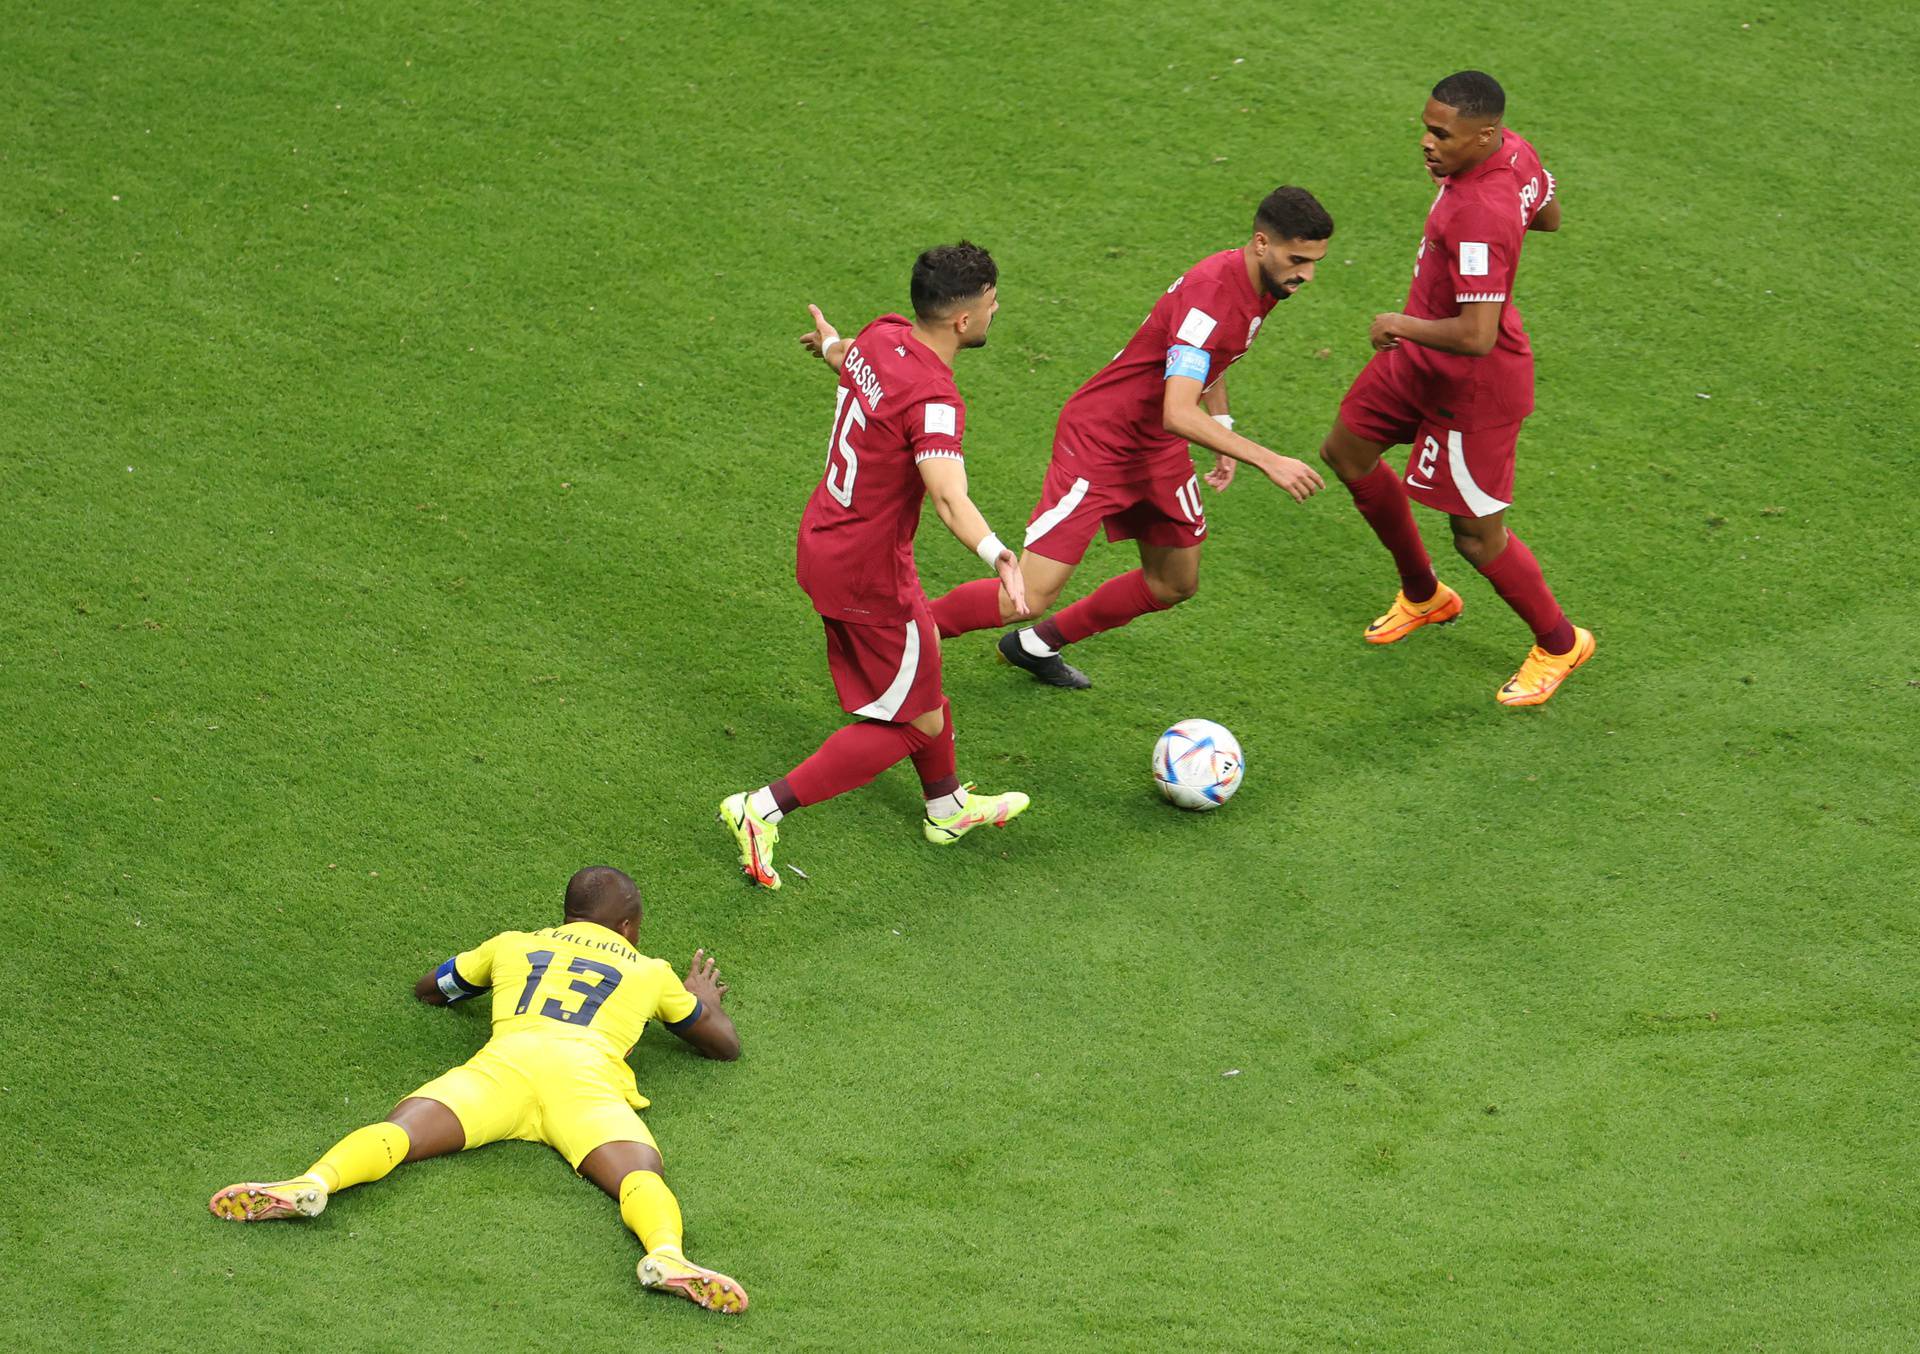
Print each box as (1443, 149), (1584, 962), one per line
(513, 949), (623, 1026)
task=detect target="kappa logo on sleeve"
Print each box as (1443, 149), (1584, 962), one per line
(1175, 308), (1218, 347)
(1459, 242), (1489, 276)
(924, 402), (957, 436)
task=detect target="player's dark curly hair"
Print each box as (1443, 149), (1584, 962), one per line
(1254, 186), (1334, 242)
(911, 241), (998, 319)
(1432, 70), (1505, 121)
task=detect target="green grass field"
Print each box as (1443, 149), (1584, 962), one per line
(4, 1), (1917, 1349)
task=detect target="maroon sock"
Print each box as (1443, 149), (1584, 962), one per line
(929, 578), (1003, 639)
(1034, 569), (1171, 649)
(776, 718), (933, 809)
(908, 697), (960, 800)
(1476, 531), (1575, 654)
(1346, 461), (1437, 602)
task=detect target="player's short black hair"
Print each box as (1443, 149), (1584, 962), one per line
(564, 865), (641, 929)
(1432, 70), (1505, 121)
(1253, 186), (1334, 243)
(911, 241), (997, 320)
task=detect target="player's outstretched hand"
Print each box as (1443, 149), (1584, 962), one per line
(994, 550), (1029, 619)
(1204, 453), (1237, 492)
(1263, 455), (1325, 503)
(685, 948), (730, 1007)
(801, 304), (841, 362)
(1369, 313), (1403, 351)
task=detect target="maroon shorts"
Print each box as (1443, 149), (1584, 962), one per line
(1338, 349), (1523, 519)
(1022, 455), (1208, 565)
(821, 594), (943, 724)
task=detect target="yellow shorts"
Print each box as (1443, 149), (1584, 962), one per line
(409, 1035), (657, 1169)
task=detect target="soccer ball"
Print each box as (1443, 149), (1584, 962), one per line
(1152, 719), (1244, 811)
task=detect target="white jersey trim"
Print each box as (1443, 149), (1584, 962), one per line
(852, 620), (922, 720)
(913, 449), (964, 464)
(1456, 292), (1508, 303)
(1023, 476), (1091, 547)
(1447, 429), (1510, 518)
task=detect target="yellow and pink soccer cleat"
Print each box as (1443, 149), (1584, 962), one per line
(717, 792), (781, 890)
(638, 1249), (749, 1314)
(208, 1178), (328, 1222)
(923, 783), (1031, 845)
(1497, 626), (1596, 707)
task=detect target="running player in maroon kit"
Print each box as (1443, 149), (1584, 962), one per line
(924, 188), (1334, 688)
(1320, 71), (1594, 706)
(717, 243), (1032, 890)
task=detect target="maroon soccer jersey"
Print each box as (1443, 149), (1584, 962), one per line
(795, 315), (966, 625)
(1055, 248), (1277, 478)
(1400, 131), (1554, 429)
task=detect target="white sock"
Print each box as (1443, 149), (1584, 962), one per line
(1017, 627), (1058, 658)
(747, 786), (784, 824)
(925, 790), (967, 820)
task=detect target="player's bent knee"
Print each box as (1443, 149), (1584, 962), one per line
(908, 705), (945, 737)
(1148, 575), (1199, 606)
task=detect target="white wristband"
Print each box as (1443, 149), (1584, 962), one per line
(1212, 413), (1235, 431)
(976, 531), (1008, 567)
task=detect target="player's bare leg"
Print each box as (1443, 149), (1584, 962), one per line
(1137, 541), (1201, 607)
(208, 1096), (464, 1222)
(1321, 417), (1459, 642)
(1448, 511), (1593, 705)
(996, 549), (1093, 687)
(579, 1141), (748, 1315)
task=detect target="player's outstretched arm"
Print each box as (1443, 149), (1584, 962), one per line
(671, 949), (742, 1061)
(800, 304), (852, 372)
(1161, 374), (1322, 503)
(918, 457), (1029, 617)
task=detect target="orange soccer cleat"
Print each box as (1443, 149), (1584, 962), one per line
(1496, 627), (1596, 707)
(1364, 582), (1463, 644)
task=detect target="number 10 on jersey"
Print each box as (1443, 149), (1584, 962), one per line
(825, 385), (866, 508)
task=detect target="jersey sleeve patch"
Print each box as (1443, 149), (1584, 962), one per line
(1163, 344), (1212, 383)
(1459, 242), (1489, 276)
(435, 956), (486, 1001)
(924, 402), (956, 436)
(1175, 307), (1218, 348)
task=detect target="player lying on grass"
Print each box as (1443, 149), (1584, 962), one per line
(1319, 70), (1593, 706)
(208, 866), (750, 1315)
(718, 242), (1031, 891)
(924, 187), (1333, 689)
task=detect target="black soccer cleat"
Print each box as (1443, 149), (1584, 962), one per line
(997, 630), (1092, 689)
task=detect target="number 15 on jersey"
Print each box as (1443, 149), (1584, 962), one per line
(825, 385), (866, 508)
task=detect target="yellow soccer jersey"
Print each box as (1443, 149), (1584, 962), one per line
(431, 921), (700, 1108)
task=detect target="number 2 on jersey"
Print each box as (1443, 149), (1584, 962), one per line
(825, 384), (866, 508)
(513, 949), (625, 1027)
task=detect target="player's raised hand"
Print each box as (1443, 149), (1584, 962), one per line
(1204, 453), (1238, 492)
(685, 948), (730, 1006)
(1262, 454), (1325, 503)
(801, 304), (841, 363)
(994, 549), (1029, 619)
(1369, 313), (1404, 351)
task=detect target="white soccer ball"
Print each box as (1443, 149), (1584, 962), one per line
(1152, 719), (1244, 811)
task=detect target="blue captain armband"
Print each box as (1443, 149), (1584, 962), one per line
(1164, 344), (1211, 382)
(663, 998), (704, 1031)
(435, 957), (486, 1002)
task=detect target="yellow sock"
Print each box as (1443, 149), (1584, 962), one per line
(305, 1121), (411, 1194)
(618, 1170), (684, 1256)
